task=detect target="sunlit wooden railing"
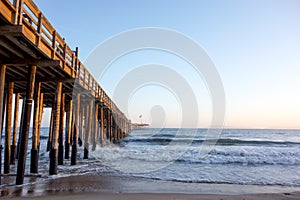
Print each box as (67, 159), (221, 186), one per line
(0, 0), (128, 120)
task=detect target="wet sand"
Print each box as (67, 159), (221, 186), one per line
(1, 173), (300, 199)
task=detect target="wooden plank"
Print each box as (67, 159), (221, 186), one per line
(0, 0), (15, 23)
(0, 25), (22, 35)
(5, 35), (38, 58)
(1, 58), (60, 67)
(40, 39), (53, 58)
(0, 36), (24, 58)
(10, 92), (20, 165)
(16, 65), (36, 185)
(23, 0), (40, 19)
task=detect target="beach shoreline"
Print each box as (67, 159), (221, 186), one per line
(1, 173), (300, 199)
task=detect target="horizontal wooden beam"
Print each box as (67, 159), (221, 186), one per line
(1, 59), (60, 67)
(0, 25), (22, 36)
(5, 35), (39, 59)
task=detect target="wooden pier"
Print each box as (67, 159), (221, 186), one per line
(0, 0), (132, 185)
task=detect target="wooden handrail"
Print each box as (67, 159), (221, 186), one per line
(1, 0), (128, 119)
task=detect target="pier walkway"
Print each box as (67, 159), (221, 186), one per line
(0, 0), (131, 185)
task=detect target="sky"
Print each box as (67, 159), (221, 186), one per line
(33, 0), (300, 129)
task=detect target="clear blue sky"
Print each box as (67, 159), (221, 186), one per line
(34, 0), (300, 129)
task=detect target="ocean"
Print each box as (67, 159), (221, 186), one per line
(17, 128), (300, 187)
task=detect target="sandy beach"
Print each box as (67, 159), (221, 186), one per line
(1, 173), (300, 199)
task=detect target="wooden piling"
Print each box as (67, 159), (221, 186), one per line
(47, 108), (54, 152)
(1, 92), (6, 137)
(4, 82), (14, 174)
(0, 64), (6, 185)
(49, 81), (62, 175)
(58, 93), (65, 165)
(65, 99), (72, 159)
(84, 101), (92, 159)
(110, 111), (113, 142)
(11, 93), (20, 165)
(78, 106), (83, 147)
(99, 105), (104, 144)
(30, 82), (41, 174)
(37, 93), (44, 151)
(16, 96), (25, 159)
(105, 108), (110, 140)
(71, 93), (80, 165)
(92, 103), (98, 151)
(16, 65), (37, 185)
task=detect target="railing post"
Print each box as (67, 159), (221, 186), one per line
(75, 47), (79, 76)
(13, 0), (23, 25)
(88, 73), (90, 90)
(63, 43), (67, 69)
(51, 31), (56, 59)
(36, 13), (42, 46)
(84, 68), (86, 87)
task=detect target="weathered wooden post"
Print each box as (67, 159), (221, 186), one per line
(71, 93), (80, 165)
(4, 82), (14, 174)
(110, 111), (114, 142)
(99, 105), (104, 144)
(49, 82), (62, 175)
(92, 103), (98, 151)
(0, 64), (6, 184)
(16, 96), (25, 159)
(47, 108), (54, 152)
(84, 100), (93, 159)
(78, 106), (84, 147)
(11, 93), (20, 165)
(30, 82), (41, 174)
(65, 99), (72, 159)
(37, 93), (44, 151)
(105, 108), (110, 140)
(58, 93), (65, 165)
(16, 65), (37, 185)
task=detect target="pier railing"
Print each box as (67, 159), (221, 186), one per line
(1, 0), (126, 119)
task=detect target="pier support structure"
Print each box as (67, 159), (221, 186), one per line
(11, 93), (20, 165)
(65, 99), (72, 159)
(0, 64), (6, 184)
(71, 93), (80, 165)
(30, 82), (41, 174)
(4, 82), (14, 174)
(49, 81), (62, 175)
(16, 65), (37, 185)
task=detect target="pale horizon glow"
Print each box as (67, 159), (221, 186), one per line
(33, 0), (300, 129)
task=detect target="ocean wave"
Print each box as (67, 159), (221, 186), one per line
(122, 137), (300, 146)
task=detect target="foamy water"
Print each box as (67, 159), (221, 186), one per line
(13, 128), (300, 186)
